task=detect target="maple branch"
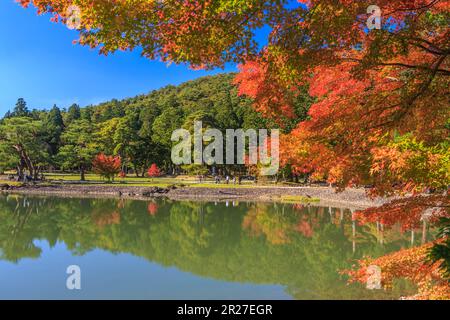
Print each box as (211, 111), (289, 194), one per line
(343, 57), (450, 75)
(408, 37), (450, 57)
(403, 53), (447, 106)
(384, 0), (440, 15)
(368, 53), (448, 130)
(379, 62), (449, 75)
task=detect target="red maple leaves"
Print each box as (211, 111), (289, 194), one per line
(147, 164), (161, 178)
(92, 153), (122, 182)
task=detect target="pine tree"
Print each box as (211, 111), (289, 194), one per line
(12, 98), (30, 117)
(67, 103), (81, 123)
(44, 105), (65, 156)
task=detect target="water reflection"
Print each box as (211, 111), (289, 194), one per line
(0, 195), (420, 299)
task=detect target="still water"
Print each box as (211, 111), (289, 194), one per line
(0, 195), (419, 299)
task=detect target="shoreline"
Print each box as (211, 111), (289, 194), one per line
(1, 184), (387, 209)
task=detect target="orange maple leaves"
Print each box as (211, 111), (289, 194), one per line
(344, 241), (450, 300)
(353, 194), (450, 232)
(234, 60), (298, 124)
(346, 193), (450, 299)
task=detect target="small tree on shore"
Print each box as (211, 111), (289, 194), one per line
(147, 163), (161, 181)
(92, 153), (121, 182)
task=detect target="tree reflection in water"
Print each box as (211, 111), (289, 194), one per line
(0, 195), (421, 299)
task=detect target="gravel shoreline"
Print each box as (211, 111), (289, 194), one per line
(1, 184), (387, 209)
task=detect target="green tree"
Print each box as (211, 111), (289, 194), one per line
(43, 105), (65, 156)
(11, 98), (30, 117)
(152, 107), (183, 148)
(113, 111), (141, 174)
(66, 103), (81, 123)
(58, 120), (98, 180)
(0, 117), (48, 179)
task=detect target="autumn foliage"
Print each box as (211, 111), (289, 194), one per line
(353, 194), (450, 232)
(346, 194), (450, 299)
(231, 1), (449, 196)
(147, 164), (161, 178)
(92, 153), (122, 182)
(343, 242), (450, 300)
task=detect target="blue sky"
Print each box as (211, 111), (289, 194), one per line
(0, 0), (238, 115)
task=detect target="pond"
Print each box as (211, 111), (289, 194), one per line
(0, 195), (421, 299)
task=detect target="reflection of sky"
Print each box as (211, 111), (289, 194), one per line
(0, 240), (291, 300)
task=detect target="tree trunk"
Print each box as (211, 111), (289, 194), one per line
(33, 166), (40, 180)
(80, 165), (86, 181)
(14, 144), (35, 180)
(133, 163), (140, 177)
(16, 163), (24, 180)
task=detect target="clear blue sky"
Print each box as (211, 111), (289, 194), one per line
(0, 0), (238, 116)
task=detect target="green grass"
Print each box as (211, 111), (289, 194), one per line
(42, 174), (258, 188)
(45, 173), (174, 182)
(278, 195), (320, 203)
(2, 173), (304, 189)
(186, 183), (255, 188)
(0, 180), (24, 187)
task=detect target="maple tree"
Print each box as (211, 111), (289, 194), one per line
(343, 241), (450, 300)
(92, 153), (122, 182)
(232, 0), (448, 196)
(147, 163), (161, 178)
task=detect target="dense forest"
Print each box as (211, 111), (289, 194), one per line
(0, 73), (310, 180)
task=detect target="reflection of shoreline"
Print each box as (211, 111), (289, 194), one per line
(2, 185), (386, 209)
(0, 196), (418, 299)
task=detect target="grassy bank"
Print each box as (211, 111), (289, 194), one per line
(2, 173), (288, 189)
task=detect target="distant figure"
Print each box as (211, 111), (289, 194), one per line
(225, 176), (230, 184)
(232, 176), (237, 184)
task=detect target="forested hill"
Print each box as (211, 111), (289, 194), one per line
(80, 73), (270, 129)
(1, 73), (308, 177)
